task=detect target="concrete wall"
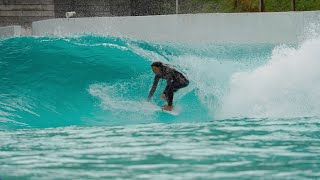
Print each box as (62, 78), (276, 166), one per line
(54, 0), (132, 18)
(0, 0), (55, 27)
(0, 25), (20, 37)
(54, 0), (175, 18)
(0, 0), (174, 28)
(131, 0), (175, 16)
(32, 11), (320, 44)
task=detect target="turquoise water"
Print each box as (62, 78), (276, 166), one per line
(1, 35), (320, 179)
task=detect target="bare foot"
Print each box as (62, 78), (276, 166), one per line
(162, 105), (173, 111)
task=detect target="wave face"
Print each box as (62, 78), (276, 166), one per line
(0, 35), (320, 129)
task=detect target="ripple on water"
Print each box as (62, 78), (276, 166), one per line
(1, 118), (320, 179)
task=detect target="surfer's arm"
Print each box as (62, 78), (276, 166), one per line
(148, 76), (160, 100)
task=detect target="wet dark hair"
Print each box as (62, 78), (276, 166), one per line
(151, 61), (163, 68)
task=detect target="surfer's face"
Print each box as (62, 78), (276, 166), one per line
(152, 66), (161, 75)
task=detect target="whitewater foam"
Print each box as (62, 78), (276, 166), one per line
(89, 83), (159, 115)
(218, 37), (320, 119)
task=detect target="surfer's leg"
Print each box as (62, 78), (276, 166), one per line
(162, 85), (170, 101)
(164, 80), (189, 106)
(167, 81), (189, 106)
(172, 80), (189, 92)
(162, 82), (175, 106)
(167, 88), (174, 106)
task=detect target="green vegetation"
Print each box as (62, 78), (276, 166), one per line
(178, 0), (320, 13)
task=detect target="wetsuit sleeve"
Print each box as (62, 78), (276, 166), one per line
(148, 75), (160, 100)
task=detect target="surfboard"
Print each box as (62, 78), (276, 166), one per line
(157, 106), (179, 116)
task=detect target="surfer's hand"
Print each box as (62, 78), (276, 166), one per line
(160, 94), (167, 100)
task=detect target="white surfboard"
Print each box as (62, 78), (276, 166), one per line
(145, 102), (181, 116)
(156, 106), (180, 116)
(157, 108), (179, 116)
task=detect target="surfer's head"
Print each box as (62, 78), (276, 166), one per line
(151, 61), (163, 75)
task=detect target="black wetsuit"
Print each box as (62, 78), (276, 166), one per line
(148, 65), (189, 106)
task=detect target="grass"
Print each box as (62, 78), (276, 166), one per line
(177, 0), (320, 13)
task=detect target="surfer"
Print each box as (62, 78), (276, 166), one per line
(147, 61), (189, 111)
